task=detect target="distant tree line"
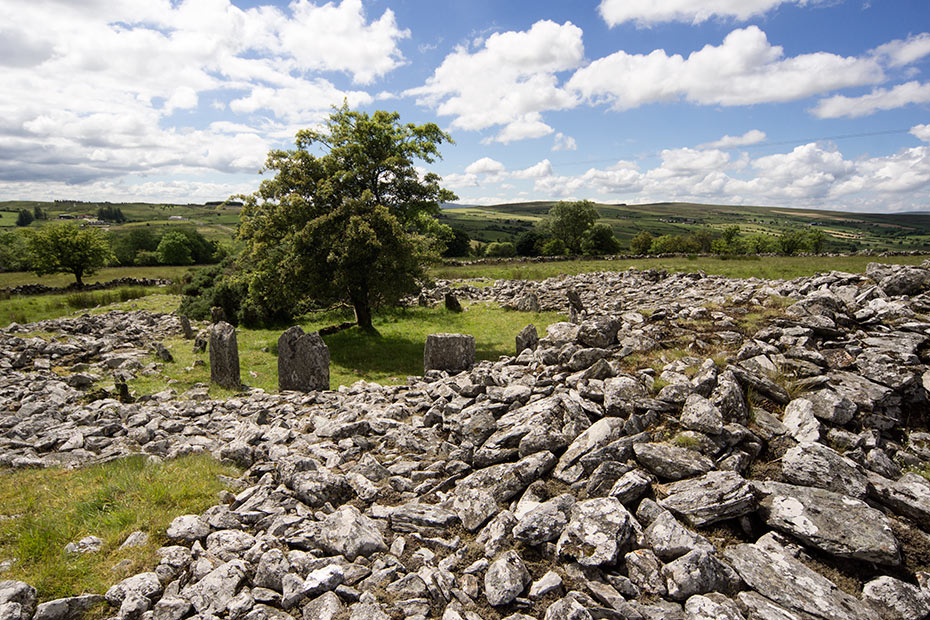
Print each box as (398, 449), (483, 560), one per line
(0, 224), (225, 281)
(629, 225), (826, 256)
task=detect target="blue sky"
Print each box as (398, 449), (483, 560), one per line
(0, 0), (928, 211)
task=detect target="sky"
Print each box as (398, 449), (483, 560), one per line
(0, 0), (928, 212)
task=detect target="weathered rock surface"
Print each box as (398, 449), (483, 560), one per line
(4, 262), (930, 620)
(277, 326), (329, 392)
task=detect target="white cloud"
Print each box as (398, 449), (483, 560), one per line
(512, 159), (554, 179)
(280, 0), (410, 85)
(569, 27), (884, 109)
(598, 0), (819, 27)
(407, 20), (583, 140)
(912, 124), (930, 143)
(872, 33), (930, 68)
(0, 0), (407, 189)
(812, 81), (930, 118)
(553, 132), (578, 151)
(465, 157), (506, 175)
(703, 129), (767, 149)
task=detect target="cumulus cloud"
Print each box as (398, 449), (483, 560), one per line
(0, 0), (408, 191)
(553, 133), (578, 151)
(872, 33), (930, 68)
(406, 20), (583, 140)
(598, 0), (820, 27)
(465, 157), (507, 175)
(703, 130), (767, 149)
(568, 26), (884, 109)
(912, 124), (930, 143)
(812, 81), (930, 118)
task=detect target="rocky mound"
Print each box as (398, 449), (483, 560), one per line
(1, 262), (930, 620)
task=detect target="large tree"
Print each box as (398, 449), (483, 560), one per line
(540, 200), (600, 255)
(238, 104), (456, 330)
(27, 223), (114, 287)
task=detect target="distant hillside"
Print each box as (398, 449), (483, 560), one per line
(437, 201), (930, 252)
(4, 199), (930, 253)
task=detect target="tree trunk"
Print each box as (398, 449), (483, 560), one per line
(350, 286), (376, 333)
(74, 268), (84, 288)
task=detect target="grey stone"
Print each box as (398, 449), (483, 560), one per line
(34, 595), (105, 620)
(317, 505), (387, 561)
(869, 472), (930, 529)
(516, 324), (539, 354)
(105, 572), (162, 606)
(723, 536), (874, 620)
(755, 481), (900, 565)
(278, 326), (329, 392)
(680, 393), (724, 435)
(557, 497), (635, 566)
(684, 594), (746, 620)
(445, 292), (463, 312)
(604, 375), (648, 416)
(512, 493), (575, 545)
(553, 417), (627, 484)
(781, 441), (868, 498)
(807, 389), (856, 424)
(633, 442), (714, 481)
(181, 559), (248, 615)
(862, 576), (930, 620)
(781, 398), (820, 443)
(165, 515), (211, 542)
(0, 583), (35, 620)
(485, 550), (531, 606)
(625, 549), (667, 596)
(657, 470), (756, 527)
(302, 591), (344, 620)
(644, 511), (716, 561)
(254, 549), (290, 592)
(209, 321), (240, 389)
(424, 333), (475, 373)
(663, 549), (741, 601)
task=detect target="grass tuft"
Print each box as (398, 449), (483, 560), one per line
(0, 454), (240, 600)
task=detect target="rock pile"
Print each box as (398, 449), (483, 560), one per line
(1, 263), (930, 620)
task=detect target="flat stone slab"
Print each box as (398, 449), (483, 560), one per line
(424, 333), (475, 374)
(755, 481), (900, 565)
(657, 470), (756, 527)
(869, 472), (930, 529)
(724, 536), (874, 620)
(782, 442), (868, 499)
(633, 442), (714, 481)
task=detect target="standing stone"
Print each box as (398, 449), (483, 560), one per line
(516, 324), (539, 354)
(517, 292), (540, 313)
(210, 321), (240, 389)
(424, 333), (475, 374)
(179, 315), (194, 339)
(445, 292), (463, 313)
(278, 326), (329, 392)
(210, 306), (226, 323)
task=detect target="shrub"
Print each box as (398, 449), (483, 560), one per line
(485, 241), (517, 257)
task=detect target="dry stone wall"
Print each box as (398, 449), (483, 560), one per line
(1, 264), (930, 619)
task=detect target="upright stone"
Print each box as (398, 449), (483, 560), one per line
(179, 315), (194, 339)
(278, 326), (330, 392)
(210, 321), (240, 389)
(516, 324), (539, 354)
(445, 292), (463, 313)
(424, 333), (475, 373)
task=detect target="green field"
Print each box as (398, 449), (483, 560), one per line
(6, 199), (930, 254)
(439, 201), (930, 252)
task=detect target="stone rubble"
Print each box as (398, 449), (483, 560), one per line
(1, 262), (930, 619)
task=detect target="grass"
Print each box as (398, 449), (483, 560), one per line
(431, 254), (929, 282)
(0, 265), (197, 289)
(0, 454), (240, 601)
(0, 288), (170, 326)
(129, 302), (565, 397)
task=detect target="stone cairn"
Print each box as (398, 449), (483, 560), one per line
(209, 321), (240, 390)
(277, 326), (330, 392)
(2, 263), (930, 619)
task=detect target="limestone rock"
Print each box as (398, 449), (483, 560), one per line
(209, 321), (240, 389)
(277, 326), (329, 392)
(424, 333), (475, 373)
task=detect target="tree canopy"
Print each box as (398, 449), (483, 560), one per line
(27, 223), (114, 287)
(238, 104), (456, 330)
(539, 200), (601, 255)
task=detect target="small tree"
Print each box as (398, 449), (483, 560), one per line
(630, 231), (653, 255)
(485, 241), (517, 257)
(157, 231), (194, 265)
(27, 223), (114, 287)
(238, 104), (456, 330)
(15, 209), (34, 227)
(541, 200), (599, 254)
(515, 230), (543, 256)
(442, 228), (471, 257)
(581, 223), (620, 255)
(808, 228), (826, 253)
